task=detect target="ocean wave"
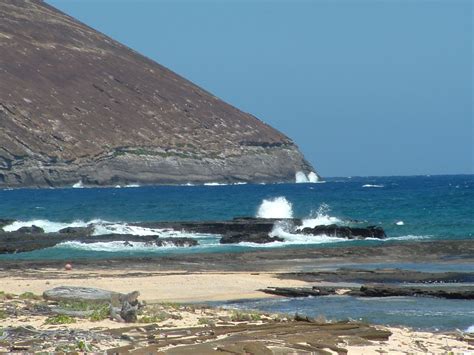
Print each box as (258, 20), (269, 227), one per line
(3, 219), (94, 233)
(295, 171), (320, 183)
(2, 219), (218, 239)
(256, 197), (293, 218)
(204, 182), (248, 186)
(385, 235), (431, 241)
(297, 203), (342, 229)
(239, 231), (346, 248)
(56, 241), (198, 252)
(362, 184), (384, 188)
(72, 180), (84, 188)
(466, 325), (474, 333)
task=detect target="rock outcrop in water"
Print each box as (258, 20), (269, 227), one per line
(0, 0), (316, 188)
(0, 217), (386, 253)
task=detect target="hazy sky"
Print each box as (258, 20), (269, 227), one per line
(47, 0), (472, 177)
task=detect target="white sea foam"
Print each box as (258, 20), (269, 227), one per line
(362, 184), (384, 188)
(92, 222), (163, 236)
(297, 203), (342, 229)
(204, 182), (227, 186)
(466, 325), (474, 333)
(3, 219), (93, 233)
(203, 182), (247, 186)
(57, 241), (189, 252)
(248, 223), (345, 248)
(386, 235), (430, 241)
(307, 172), (319, 183)
(295, 171), (309, 183)
(256, 197), (293, 218)
(2, 219), (215, 240)
(125, 184), (140, 188)
(395, 221), (405, 226)
(296, 171), (320, 183)
(72, 180), (84, 188)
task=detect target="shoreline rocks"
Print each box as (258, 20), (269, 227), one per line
(0, 217), (388, 253)
(0, 232), (199, 254)
(261, 284), (474, 300)
(300, 225), (386, 239)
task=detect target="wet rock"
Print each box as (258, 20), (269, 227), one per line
(220, 232), (284, 244)
(359, 285), (474, 299)
(17, 225), (44, 234)
(261, 287), (345, 298)
(262, 285), (474, 300)
(135, 217), (300, 235)
(154, 238), (198, 247)
(0, 232), (199, 253)
(279, 268), (474, 284)
(300, 225), (386, 239)
(58, 226), (94, 236)
(0, 218), (14, 230)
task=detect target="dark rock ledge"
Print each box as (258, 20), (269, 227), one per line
(261, 285), (474, 300)
(0, 217), (386, 253)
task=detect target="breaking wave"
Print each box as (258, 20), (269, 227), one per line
(2, 219), (217, 240)
(297, 203), (342, 229)
(256, 197), (293, 218)
(57, 240), (200, 252)
(204, 182), (248, 186)
(72, 180), (84, 188)
(3, 219), (93, 233)
(295, 171), (320, 183)
(362, 184), (384, 188)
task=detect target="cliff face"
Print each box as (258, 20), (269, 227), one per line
(0, 0), (315, 187)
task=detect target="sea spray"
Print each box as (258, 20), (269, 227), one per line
(308, 172), (319, 183)
(256, 197), (293, 218)
(72, 180), (84, 188)
(296, 171), (320, 183)
(295, 171), (309, 183)
(297, 203), (342, 229)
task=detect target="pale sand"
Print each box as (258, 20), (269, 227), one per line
(0, 270), (308, 302)
(1, 269), (473, 353)
(347, 327), (473, 354)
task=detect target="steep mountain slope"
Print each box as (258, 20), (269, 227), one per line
(0, 0), (315, 187)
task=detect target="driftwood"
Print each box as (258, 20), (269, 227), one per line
(43, 286), (141, 322)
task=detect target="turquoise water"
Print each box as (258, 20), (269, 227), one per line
(1, 174), (473, 330)
(217, 295), (474, 331)
(0, 175), (472, 260)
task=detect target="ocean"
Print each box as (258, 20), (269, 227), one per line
(1, 174), (473, 330)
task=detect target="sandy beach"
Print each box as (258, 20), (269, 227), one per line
(0, 240), (473, 353)
(0, 270), (309, 303)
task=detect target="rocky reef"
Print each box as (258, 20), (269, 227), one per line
(0, 217), (386, 253)
(0, 0), (316, 188)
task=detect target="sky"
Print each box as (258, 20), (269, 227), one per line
(47, 0), (473, 177)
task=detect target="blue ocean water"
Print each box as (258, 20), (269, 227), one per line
(218, 295), (474, 331)
(1, 174), (473, 330)
(0, 175), (472, 260)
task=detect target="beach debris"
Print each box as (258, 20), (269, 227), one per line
(64, 263), (72, 271)
(43, 286), (122, 303)
(43, 286), (142, 323)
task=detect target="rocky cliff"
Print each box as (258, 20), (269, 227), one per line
(0, 0), (316, 187)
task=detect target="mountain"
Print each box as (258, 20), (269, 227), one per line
(0, 0), (316, 187)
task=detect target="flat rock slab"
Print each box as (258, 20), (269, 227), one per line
(279, 268), (474, 284)
(262, 284), (474, 299)
(43, 286), (123, 303)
